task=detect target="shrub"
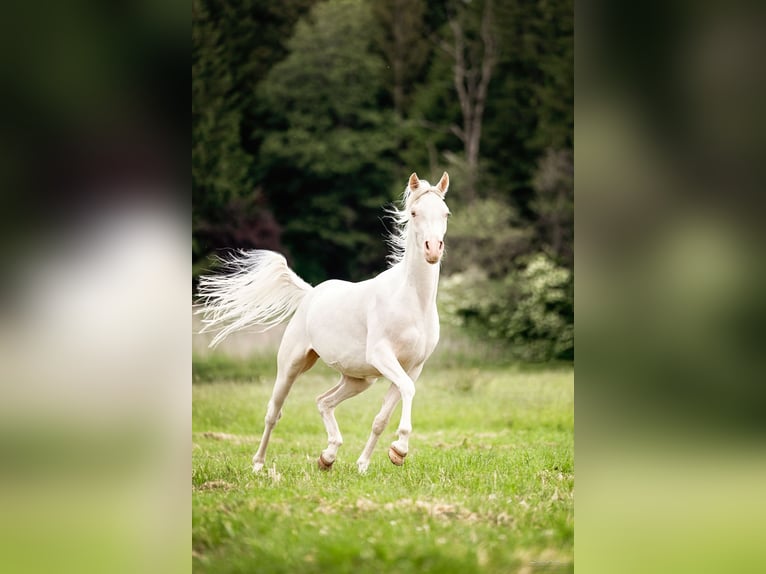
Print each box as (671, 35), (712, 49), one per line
(442, 198), (533, 279)
(440, 253), (573, 361)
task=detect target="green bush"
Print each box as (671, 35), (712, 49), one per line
(440, 253), (573, 361)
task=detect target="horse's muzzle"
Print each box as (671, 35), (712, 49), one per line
(424, 240), (443, 264)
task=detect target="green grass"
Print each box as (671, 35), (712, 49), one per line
(192, 345), (573, 573)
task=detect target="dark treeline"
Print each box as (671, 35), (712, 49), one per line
(193, 0), (573, 360)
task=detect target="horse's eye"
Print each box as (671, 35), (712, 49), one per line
(410, 210), (417, 218)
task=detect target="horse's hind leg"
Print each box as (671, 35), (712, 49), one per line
(316, 375), (372, 470)
(356, 383), (400, 473)
(252, 344), (318, 472)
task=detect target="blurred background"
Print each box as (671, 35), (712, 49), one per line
(0, 1), (187, 573)
(192, 0), (574, 363)
(577, 1), (766, 572)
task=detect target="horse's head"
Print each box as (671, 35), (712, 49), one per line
(406, 172), (450, 265)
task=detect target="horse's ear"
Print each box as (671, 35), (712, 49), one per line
(436, 171), (449, 196)
(409, 172), (420, 190)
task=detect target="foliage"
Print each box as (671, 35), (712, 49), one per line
(192, 0), (574, 355)
(483, 0), (574, 208)
(443, 197), (533, 279)
(370, 0), (430, 116)
(192, 0), (317, 262)
(440, 253), (573, 361)
(438, 144), (573, 359)
(255, 0), (397, 282)
(192, 0), (255, 256)
(192, 358), (573, 572)
(531, 149), (574, 268)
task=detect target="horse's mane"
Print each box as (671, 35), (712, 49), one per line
(384, 196), (409, 267)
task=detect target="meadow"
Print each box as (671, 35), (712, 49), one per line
(192, 329), (573, 573)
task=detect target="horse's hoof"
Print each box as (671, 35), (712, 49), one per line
(317, 454), (334, 471)
(252, 461), (264, 473)
(388, 446), (406, 466)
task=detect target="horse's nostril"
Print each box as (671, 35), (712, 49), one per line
(425, 241), (431, 250)
(438, 241), (444, 250)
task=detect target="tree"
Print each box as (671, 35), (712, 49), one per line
(192, 0), (255, 262)
(371, 0), (430, 118)
(439, 0), (497, 202)
(256, 0), (398, 282)
(480, 0), (574, 213)
(192, 0), (316, 270)
(531, 149), (573, 268)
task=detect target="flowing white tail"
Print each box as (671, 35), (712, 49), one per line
(196, 250), (313, 348)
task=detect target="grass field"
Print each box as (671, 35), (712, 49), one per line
(192, 333), (573, 573)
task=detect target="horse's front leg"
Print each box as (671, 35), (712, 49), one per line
(368, 346), (418, 467)
(357, 363), (423, 473)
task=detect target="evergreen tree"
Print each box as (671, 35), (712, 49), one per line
(192, 0), (317, 271)
(256, 0), (398, 282)
(192, 0), (255, 263)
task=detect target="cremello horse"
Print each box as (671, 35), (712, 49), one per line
(198, 172), (450, 473)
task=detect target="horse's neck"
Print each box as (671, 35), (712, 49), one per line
(400, 246), (440, 309)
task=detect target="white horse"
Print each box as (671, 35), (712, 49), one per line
(197, 172), (450, 473)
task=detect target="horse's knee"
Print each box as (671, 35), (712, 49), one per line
(316, 397), (330, 416)
(372, 414), (388, 436)
(264, 414), (279, 427)
(396, 381), (416, 402)
(264, 402), (281, 426)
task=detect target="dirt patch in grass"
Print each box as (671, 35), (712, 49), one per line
(315, 497), (516, 526)
(199, 431), (258, 445)
(196, 479), (235, 491)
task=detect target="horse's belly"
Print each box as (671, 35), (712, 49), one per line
(325, 359), (381, 380)
(307, 319), (379, 378)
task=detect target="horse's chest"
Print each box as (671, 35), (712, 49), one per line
(386, 312), (438, 368)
